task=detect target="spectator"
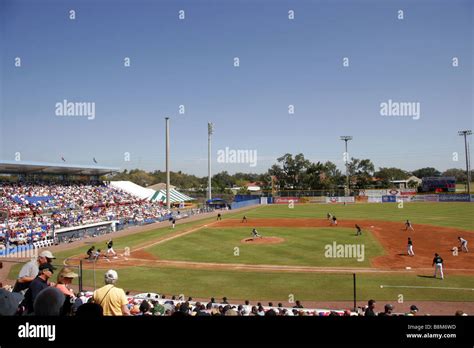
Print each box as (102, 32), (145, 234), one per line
(365, 300), (377, 316)
(265, 309), (277, 316)
(55, 267), (78, 298)
(13, 250), (55, 293)
(378, 304), (394, 316)
(139, 300), (152, 316)
(406, 305), (418, 316)
(33, 287), (65, 316)
(293, 300), (304, 308)
(0, 288), (24, 316)
(92, 270), (130, 316)
(24, 263), (56, 314)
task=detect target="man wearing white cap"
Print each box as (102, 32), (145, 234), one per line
(13, 250), (55, 293)
(93, 269), (130, 316)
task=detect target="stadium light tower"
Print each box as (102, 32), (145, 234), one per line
(458, 130), (472, 194)
(208, 122), (214, 201)
(165, 117), (171, 209)
(340, 136), (353, 196)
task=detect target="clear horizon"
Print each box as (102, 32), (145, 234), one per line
(1, 0), (472, 176)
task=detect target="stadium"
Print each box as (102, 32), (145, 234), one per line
(1, 159), (473, 317)
(1, 0), (473, 345)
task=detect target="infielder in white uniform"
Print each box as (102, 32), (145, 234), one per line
(407, 237), (415, 256)
(432, 253), (444, 280)
(405, 220), (414, 232)
(458, 237), (468, 253)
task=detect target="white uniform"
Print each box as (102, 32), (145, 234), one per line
(459, 238), (468, 252)
(407, 242), (415, 256)
(433, 256), (444, 279)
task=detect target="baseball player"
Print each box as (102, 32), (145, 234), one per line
(106, 239), (116, 257)
(331, 216), (338, 226)
(251, 228), (261, 238)
(355, 224), (362, 236)
(217, 213), (222, 221)
(407, 237), (414, 256)
(241, 216), (248, 223)
(172, 218), (176, 229)
(86, 246), (95, 260)
(327, 213), (332, 221)
(432, 253), (444, 280)
(458, 237), (468, 252)
(405, 220), (414, 232)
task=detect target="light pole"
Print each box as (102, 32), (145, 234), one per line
(458, 130), (472, 193)
(340, 136), (353, 196)
(165, 117), (171, 209)
(208, 122), (214, 201)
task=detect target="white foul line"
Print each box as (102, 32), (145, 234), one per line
(380, 285), (474, 291)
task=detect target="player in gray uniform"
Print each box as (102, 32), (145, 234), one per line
(458, 237), (468, 253)
(251, 228), (262, 238)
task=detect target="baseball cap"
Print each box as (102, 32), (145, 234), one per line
(0, 289), (24, 316)
(39, 263), (56, 273)
(410, 305), (419, 311)
(385, 304), (394, 310)
(39, 250), (56, 259)
(105, 269), (118, 281)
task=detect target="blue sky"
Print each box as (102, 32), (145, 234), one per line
(0, 0), (472, 176)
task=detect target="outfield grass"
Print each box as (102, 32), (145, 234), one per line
(147, 227), (384, 267)
(75, 266), (474, 302)
(232, 203), (474, 230)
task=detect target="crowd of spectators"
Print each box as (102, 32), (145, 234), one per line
(0, 181), (174, 247)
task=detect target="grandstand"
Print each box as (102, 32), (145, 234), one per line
(0, 161), (200, 256)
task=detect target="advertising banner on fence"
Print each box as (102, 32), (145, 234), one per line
(325, 196), (355, 204)
(471, 194), (474, 202)
(382, 195), (397, 203)
(395, 196), (412, 202)
(360, 188), (416, 197)
(438, 194), (471, 202)
(308, 196), (326, 203)
(274, 197), (299, 204)
(423, 194), (440, 202)
(368, 196), (383, 203)
(359, 189), (387, 197)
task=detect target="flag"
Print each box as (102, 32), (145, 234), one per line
(93, 157), (98, 164)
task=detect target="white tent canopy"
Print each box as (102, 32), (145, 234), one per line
(109, 181), (194, 203)
(150, 189), (194, 203)
(109, 181), (155, 200)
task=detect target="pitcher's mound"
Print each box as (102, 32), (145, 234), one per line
(240, 237), (285, 245)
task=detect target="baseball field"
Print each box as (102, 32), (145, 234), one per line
(8, 202), (474, 306)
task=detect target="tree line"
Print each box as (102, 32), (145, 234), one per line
(106, 153), (473, 193)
